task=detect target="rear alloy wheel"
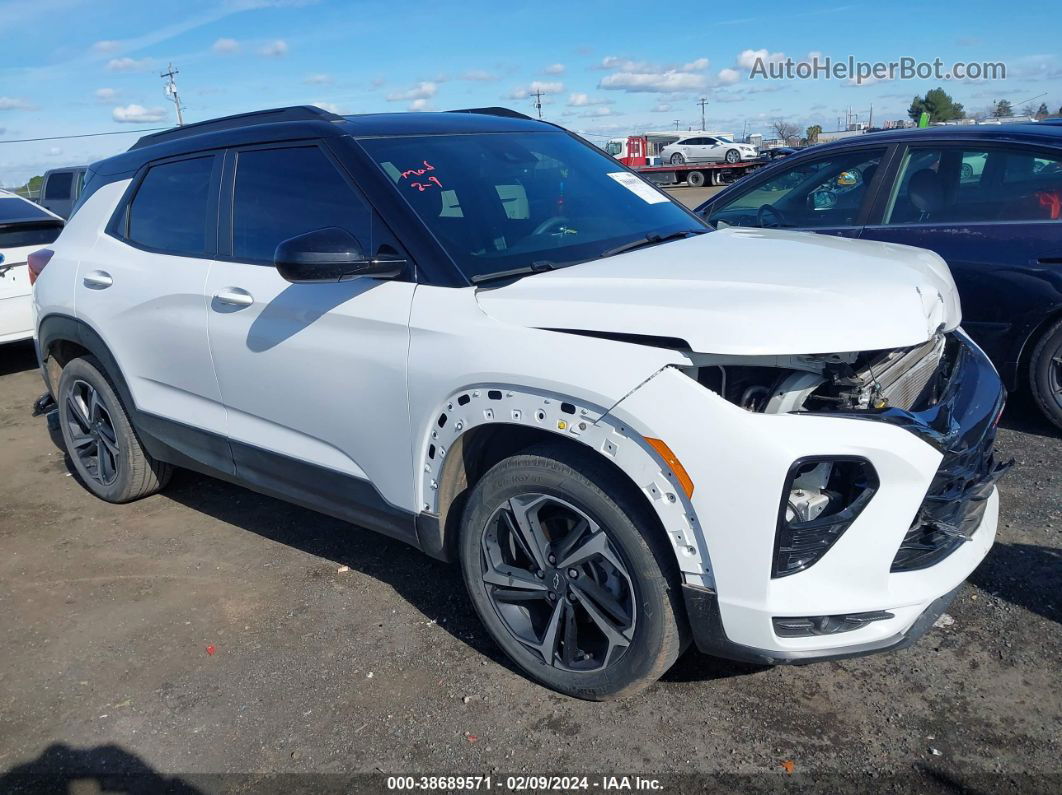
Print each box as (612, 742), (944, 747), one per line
(1029, 318), (1062, 431)
(724, 149), (740, 164)
(460, 442), (686, 699)
(57, 356), (172, 503)
(670, 152), (686, 165)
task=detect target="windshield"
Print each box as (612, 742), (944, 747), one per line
(359, 131), (702, 282)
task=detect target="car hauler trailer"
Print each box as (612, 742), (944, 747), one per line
(605, 133), (766, 187)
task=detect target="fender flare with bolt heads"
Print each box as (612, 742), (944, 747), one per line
(418, 385), (714, 587)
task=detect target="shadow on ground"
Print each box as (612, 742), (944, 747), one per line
(997, 389), (1060, 439)
(0, 743), (202, 794)
(0, 339), (37, 378)
(969, 541), (1061, 625)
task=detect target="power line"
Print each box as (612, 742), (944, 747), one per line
(0, 128), (169, 145)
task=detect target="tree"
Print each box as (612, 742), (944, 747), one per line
(771, 119), (800, 143)
(1035, 102), (1049, 120)
(907, 88), (965, 123)
(992, 99), (1013, 118)
(805, 124), (822, 145)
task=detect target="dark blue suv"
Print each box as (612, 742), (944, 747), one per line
(697, 123), (1062, 430)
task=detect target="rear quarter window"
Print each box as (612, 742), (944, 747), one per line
(123, 156), (215, 256)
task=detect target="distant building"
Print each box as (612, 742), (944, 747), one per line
(816, 129), (866, 144)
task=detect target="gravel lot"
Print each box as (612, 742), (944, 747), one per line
(1, 193), (1059, 790)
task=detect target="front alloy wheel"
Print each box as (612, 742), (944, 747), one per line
(481, 494), (636, 672)
(460, 442), (686, 699)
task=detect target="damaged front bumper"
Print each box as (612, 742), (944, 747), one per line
(609, 330), (1007, 664)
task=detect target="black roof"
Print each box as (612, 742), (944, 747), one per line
(90, 105), (554, 177)
(813, 122), (1062, 152)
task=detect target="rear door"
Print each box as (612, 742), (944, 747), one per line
(701, 145), (890, 238)
(861, 142), (1062, 383)
(75, 152), (231, 469)
(204, 142), (418, 535)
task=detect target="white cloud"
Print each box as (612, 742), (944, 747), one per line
(92, 40), (121, 54)
(596, 55), (710, 93)
(599, 71), (708, 93)
(461, 69), (497, 81)
(737, 49), (786, 70)
(258, 39), (288, 57)
(409, 98), (432, 112)
(567, 92), (610, 107)
(212, 37), (240, 54)
(312, 101), (341, 113)
(0, 97), (33, 110)
(94, 88), (118, 102)
(580, 106), (612, 117)
(112, 104), (167, 123)
(386, 81), (438, 102)
(47, 146), (63, 156)
(717, 68), (741, 84)
(508, 80), (564, 99)
(651, 102), (672, 112)
(304, 73), (332, 85)
(106, 57), (153, 72)
(544, 63), (566, 75)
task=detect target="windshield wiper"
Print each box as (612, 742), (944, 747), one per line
(599, 228), (707, 259)
(469, 260), (556, 285)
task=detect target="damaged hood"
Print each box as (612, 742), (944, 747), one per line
(475, 227), (961, 355)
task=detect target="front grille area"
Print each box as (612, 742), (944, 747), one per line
(892, 411), (1010, 572)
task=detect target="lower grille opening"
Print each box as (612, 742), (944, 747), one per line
(773, 610), (894, 638)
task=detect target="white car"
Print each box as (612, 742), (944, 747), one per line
(0, 189), (63, 344)
(31, 106), (1007, 699)
(660, 135), (758, 165)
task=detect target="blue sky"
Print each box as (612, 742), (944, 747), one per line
(1, 0), (1059, 185)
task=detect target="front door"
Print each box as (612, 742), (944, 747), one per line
(204, 142), (417, 537)
(701, 146), (889, 239)
(861, 143), (1062, 384)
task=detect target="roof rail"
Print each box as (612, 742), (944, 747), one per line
(445, 106), (534, 121)
(129, 105), (343, 151)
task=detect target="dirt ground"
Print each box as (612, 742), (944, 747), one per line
(1, 206), (1059, 791)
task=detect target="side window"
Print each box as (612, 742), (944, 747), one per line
(231, 146), (371, 264)
(705, 149), (884, 229)
(126, 156), (215, 256)
(883, 147), (1062, 225)
(44, 172), (73, 200)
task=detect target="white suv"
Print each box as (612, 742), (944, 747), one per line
(31, 106), (1008, 699)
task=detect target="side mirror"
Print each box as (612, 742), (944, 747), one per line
(274, 227), (406, 284)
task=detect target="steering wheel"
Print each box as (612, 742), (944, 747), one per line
(756, 204), (787, 229)
(531, 216), (571, 236)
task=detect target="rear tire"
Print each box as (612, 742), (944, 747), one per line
(57, 356), (172, 503)
(724, 149), (740, 164)
(1029, 318), (1062, 431)
(670, 152), (685, 165)
(687, 170), (706, 188)
(459, 442), (686, 700)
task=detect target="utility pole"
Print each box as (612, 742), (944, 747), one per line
(161, 63), (185, 126)
(697, 97), (708, 131)
(531, 89), (544, 119)
(673, 119), (681, 131)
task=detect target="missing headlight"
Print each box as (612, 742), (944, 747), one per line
(773, 457), (879, 578)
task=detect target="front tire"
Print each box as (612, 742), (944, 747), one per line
(724, 149), (740, 164)
(459, 442), (686, 700)
(670, 152), (685, 165)
(57, 356), (172, 503)
(1029, 318), (1062, 431)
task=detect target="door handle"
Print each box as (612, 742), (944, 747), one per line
(213, 287), (254, 308)
(83, 270), (113, 289)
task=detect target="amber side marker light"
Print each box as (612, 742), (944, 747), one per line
(644, 437), (695, 498)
